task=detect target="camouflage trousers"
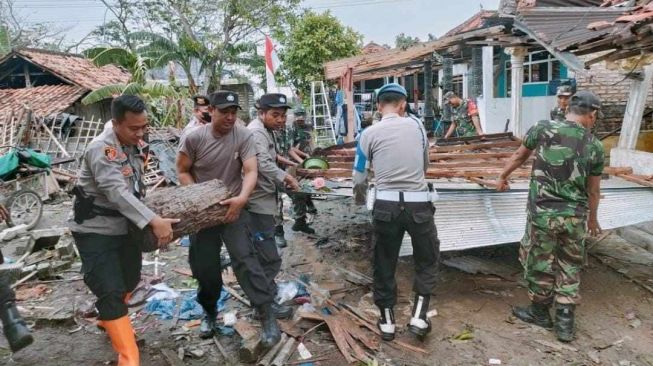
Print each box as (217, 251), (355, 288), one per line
(290, 193), (315, 220)
(520, 215), (586, 305)
(455, 121), (477, 137)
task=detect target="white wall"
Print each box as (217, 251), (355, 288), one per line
(477, 96), (557, 135)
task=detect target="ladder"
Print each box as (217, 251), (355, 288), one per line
(310, 81), (336, 147)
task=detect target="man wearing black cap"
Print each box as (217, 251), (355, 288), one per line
(497, 90), (605, 342)
(246, 93), (300, 319)
(176, 91), (282, 347)
(353, 83), (440, 342)
(182, 95), (211, 136)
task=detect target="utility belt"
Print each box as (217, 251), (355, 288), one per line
(367, 184), (438, 210)
(71, 186), (122, 224)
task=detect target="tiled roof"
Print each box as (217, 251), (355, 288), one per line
(14, 48), (131, 90)
(444, 10), (497, 37)
(0, 85), (86, 117)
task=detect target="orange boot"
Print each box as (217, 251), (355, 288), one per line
(103, 316), (140, 366)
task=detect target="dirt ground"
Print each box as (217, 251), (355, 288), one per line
(1, 196), (653, 366)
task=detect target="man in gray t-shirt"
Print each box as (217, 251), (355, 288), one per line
(176, 91), (282, 347)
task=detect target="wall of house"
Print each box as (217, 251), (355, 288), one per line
(478, 95), (557, 134)
(67, 99), (112, 122)
(573, 58), (653, 133)
(495, 50), (570, 98)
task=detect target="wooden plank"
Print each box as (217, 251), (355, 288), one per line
(603, 167), (633, 176)
(429, 152), (514, 161)
(431, 140), (521, 153)
(161, 349), (185, 366)
(235, 319), (262, 363)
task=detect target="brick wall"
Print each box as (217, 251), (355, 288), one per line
(574, 58), (653, 133)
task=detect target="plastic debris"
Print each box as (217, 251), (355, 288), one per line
(275, 280), (309, 304)
(216, 325), (235, 336)
(223, 310), (237, 326)
(297, 342), (313, 359)
(147, 283), (180, 302)
(145, 299), (176, 320)
(489, 359), (502, 365)
(180, 236), (191, 247)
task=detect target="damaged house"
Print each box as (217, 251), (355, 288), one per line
(0, 48), (131, 121)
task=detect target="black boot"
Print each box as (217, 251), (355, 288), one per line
(306, 200), (318, 215)
(254, 302), (294, 320)
(512, 302), (553, 329)
(292, 219), (315, 234)
(258, 304), (281, 348)
(0, 301), (33, 353)
(376, 307), (395, 341)
(274, 225), (287, 248)
(199, 312), (217, 339)
(408, 294), (432, 340)
(554, 304), (576, 342)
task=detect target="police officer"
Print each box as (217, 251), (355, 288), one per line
(551, 85), (573, 122)
(353, 83), (440, 342)
(442, 91), (484, 138)
(497, 90), (605, 342)
(288, 107), (317, 234)
(176, 91), (281, 347)
(247, 93), (299, 318)
(0, 205), (33, 354)
(182, 95), (211, 136)
(69, 95), (178, 365)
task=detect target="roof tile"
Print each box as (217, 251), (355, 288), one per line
(17, 48), (131, 90)
(0, 85), (86, 117)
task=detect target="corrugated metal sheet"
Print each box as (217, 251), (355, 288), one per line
(515, 7), (630, 51)
(399, 187), (653, 256)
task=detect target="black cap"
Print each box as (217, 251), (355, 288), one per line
(192, 95), (210, 107)
(209, 91), (241, 110)
(570, 90), (603, 117)
(256, 93), (291, 109)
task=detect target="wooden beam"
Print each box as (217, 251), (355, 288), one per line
(431, 140), (521, 153)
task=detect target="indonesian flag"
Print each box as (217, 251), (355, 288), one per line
(265, 35), (281, 92)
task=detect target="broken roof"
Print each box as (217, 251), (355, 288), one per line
(444, 10), (498, 37)
(0, 85), (86, 117)
(1, 48), (131, 90)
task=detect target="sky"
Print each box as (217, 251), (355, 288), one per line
(11, 0), (501, 48)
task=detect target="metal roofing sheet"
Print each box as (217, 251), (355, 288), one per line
(399, 187), (653, 256)
(515, 7), (630, 51)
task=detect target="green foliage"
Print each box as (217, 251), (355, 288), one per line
(278, 10), (362, 95)
(395, 33), (421, 50)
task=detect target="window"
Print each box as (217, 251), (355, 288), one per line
(505, 51), (563, 96)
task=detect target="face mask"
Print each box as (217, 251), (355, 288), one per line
(201, 112), (212, 123)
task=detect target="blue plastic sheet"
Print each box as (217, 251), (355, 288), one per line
(145, 287), (231, 320)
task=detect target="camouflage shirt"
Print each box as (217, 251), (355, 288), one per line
(290, 126), (313, 153)
(550, 106), (566, 122)
(275, 127), (292, 157)
(452, 99), (479, 137)
(524, 119), (605, 219)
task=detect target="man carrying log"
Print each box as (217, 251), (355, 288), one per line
(353, 83), (440, 342)
(69, 95), (179, 366)
(176, 91), (282, 347)
(442, 91), (484, 138)
(247, 93), (299, 318)
(497, 90), (605, 342)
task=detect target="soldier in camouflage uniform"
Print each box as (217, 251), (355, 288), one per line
(287, 107), (317, 234)
(273, 116), (296, 248)
(442, 91), (484, 138)
(550, 85), (573, 122)
(497, 90), (605, 342)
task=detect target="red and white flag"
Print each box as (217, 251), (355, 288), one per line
(265, 35), (281, 92)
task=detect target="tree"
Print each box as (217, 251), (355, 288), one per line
(134, 0), (300, 93)
(278, 10), (362, 96)
(0, 0), (68, 55)
(395, 33), (421, 50)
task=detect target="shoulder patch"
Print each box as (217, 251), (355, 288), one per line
(104, 146), (118, 161)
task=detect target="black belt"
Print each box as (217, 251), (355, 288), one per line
(91, 205), (122, 217)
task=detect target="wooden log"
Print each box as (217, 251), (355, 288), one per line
(258, 333), (288, 366)
(235, 319), (262, 363)
(141, 179), (231, 248)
